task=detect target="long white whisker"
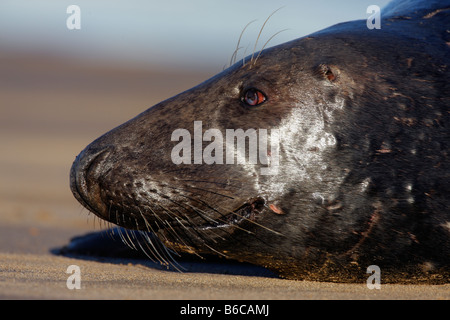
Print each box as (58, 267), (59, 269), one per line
(253, 28), (289, 65)
(250, 7), (284, 64)
(230, 19), (257, 67)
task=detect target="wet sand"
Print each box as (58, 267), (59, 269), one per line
(1, 53), (449, 300)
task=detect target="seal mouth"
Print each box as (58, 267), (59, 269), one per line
(154, 196), (268, 254)
(195, 197), (266, 231)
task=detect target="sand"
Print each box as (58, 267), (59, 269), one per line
(1, 53), (449, 300)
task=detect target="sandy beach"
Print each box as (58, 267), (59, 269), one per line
(1, 53), (449, 300)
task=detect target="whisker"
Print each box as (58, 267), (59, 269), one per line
(165, 184), (236, 200)
(204, 243), (228, 258)
(116, 223), (135, 250)
(215, 203), (284, 237)
(156, 203), (207, 244)
(145, 204), (184, 246)
(161, 200), (224, 243)
(167, 189), (253, 235)
(134, 228), (185, 271)
(183, 186), (235, 199)
(164, 219), (195, 256)
(157, 238), (187, 271)
(253, 28), (289, 65)
(125, 224), (139, 251)
(175, 178), (242, 188)
(230, 19), (257, 67)
(173, 216), (206, 260)
(250, 7), (284, 64)
(138, 210), (172, 265)
(133, 231), (161, 265)
(242, 43), (250, 66)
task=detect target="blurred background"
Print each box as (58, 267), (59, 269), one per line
(0, 0), (390, 253)
(1, 0), (390, 70)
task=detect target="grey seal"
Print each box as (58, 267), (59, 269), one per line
(70, 0), (450, 283)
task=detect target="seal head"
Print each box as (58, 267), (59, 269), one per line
(70, 0), (450, 282)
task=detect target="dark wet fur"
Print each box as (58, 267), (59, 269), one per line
(70, 0), (450, 283)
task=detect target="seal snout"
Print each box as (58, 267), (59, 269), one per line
(70, 146), (113, 219)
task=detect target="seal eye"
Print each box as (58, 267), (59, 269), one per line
(242, 88), (266, 106)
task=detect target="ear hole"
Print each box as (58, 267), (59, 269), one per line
(316, 64), (339, 82)
(325, 68), (335, 81)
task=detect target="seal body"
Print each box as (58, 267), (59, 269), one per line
(70, 0), (450, 283)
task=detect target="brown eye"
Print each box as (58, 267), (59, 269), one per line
(242, 88), (266, 106)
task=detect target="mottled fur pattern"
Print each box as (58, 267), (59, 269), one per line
(70, 0), (450, 283)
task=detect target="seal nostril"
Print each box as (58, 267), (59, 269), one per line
(70, 146), (113, 216)
(84, 148), (111, 182)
